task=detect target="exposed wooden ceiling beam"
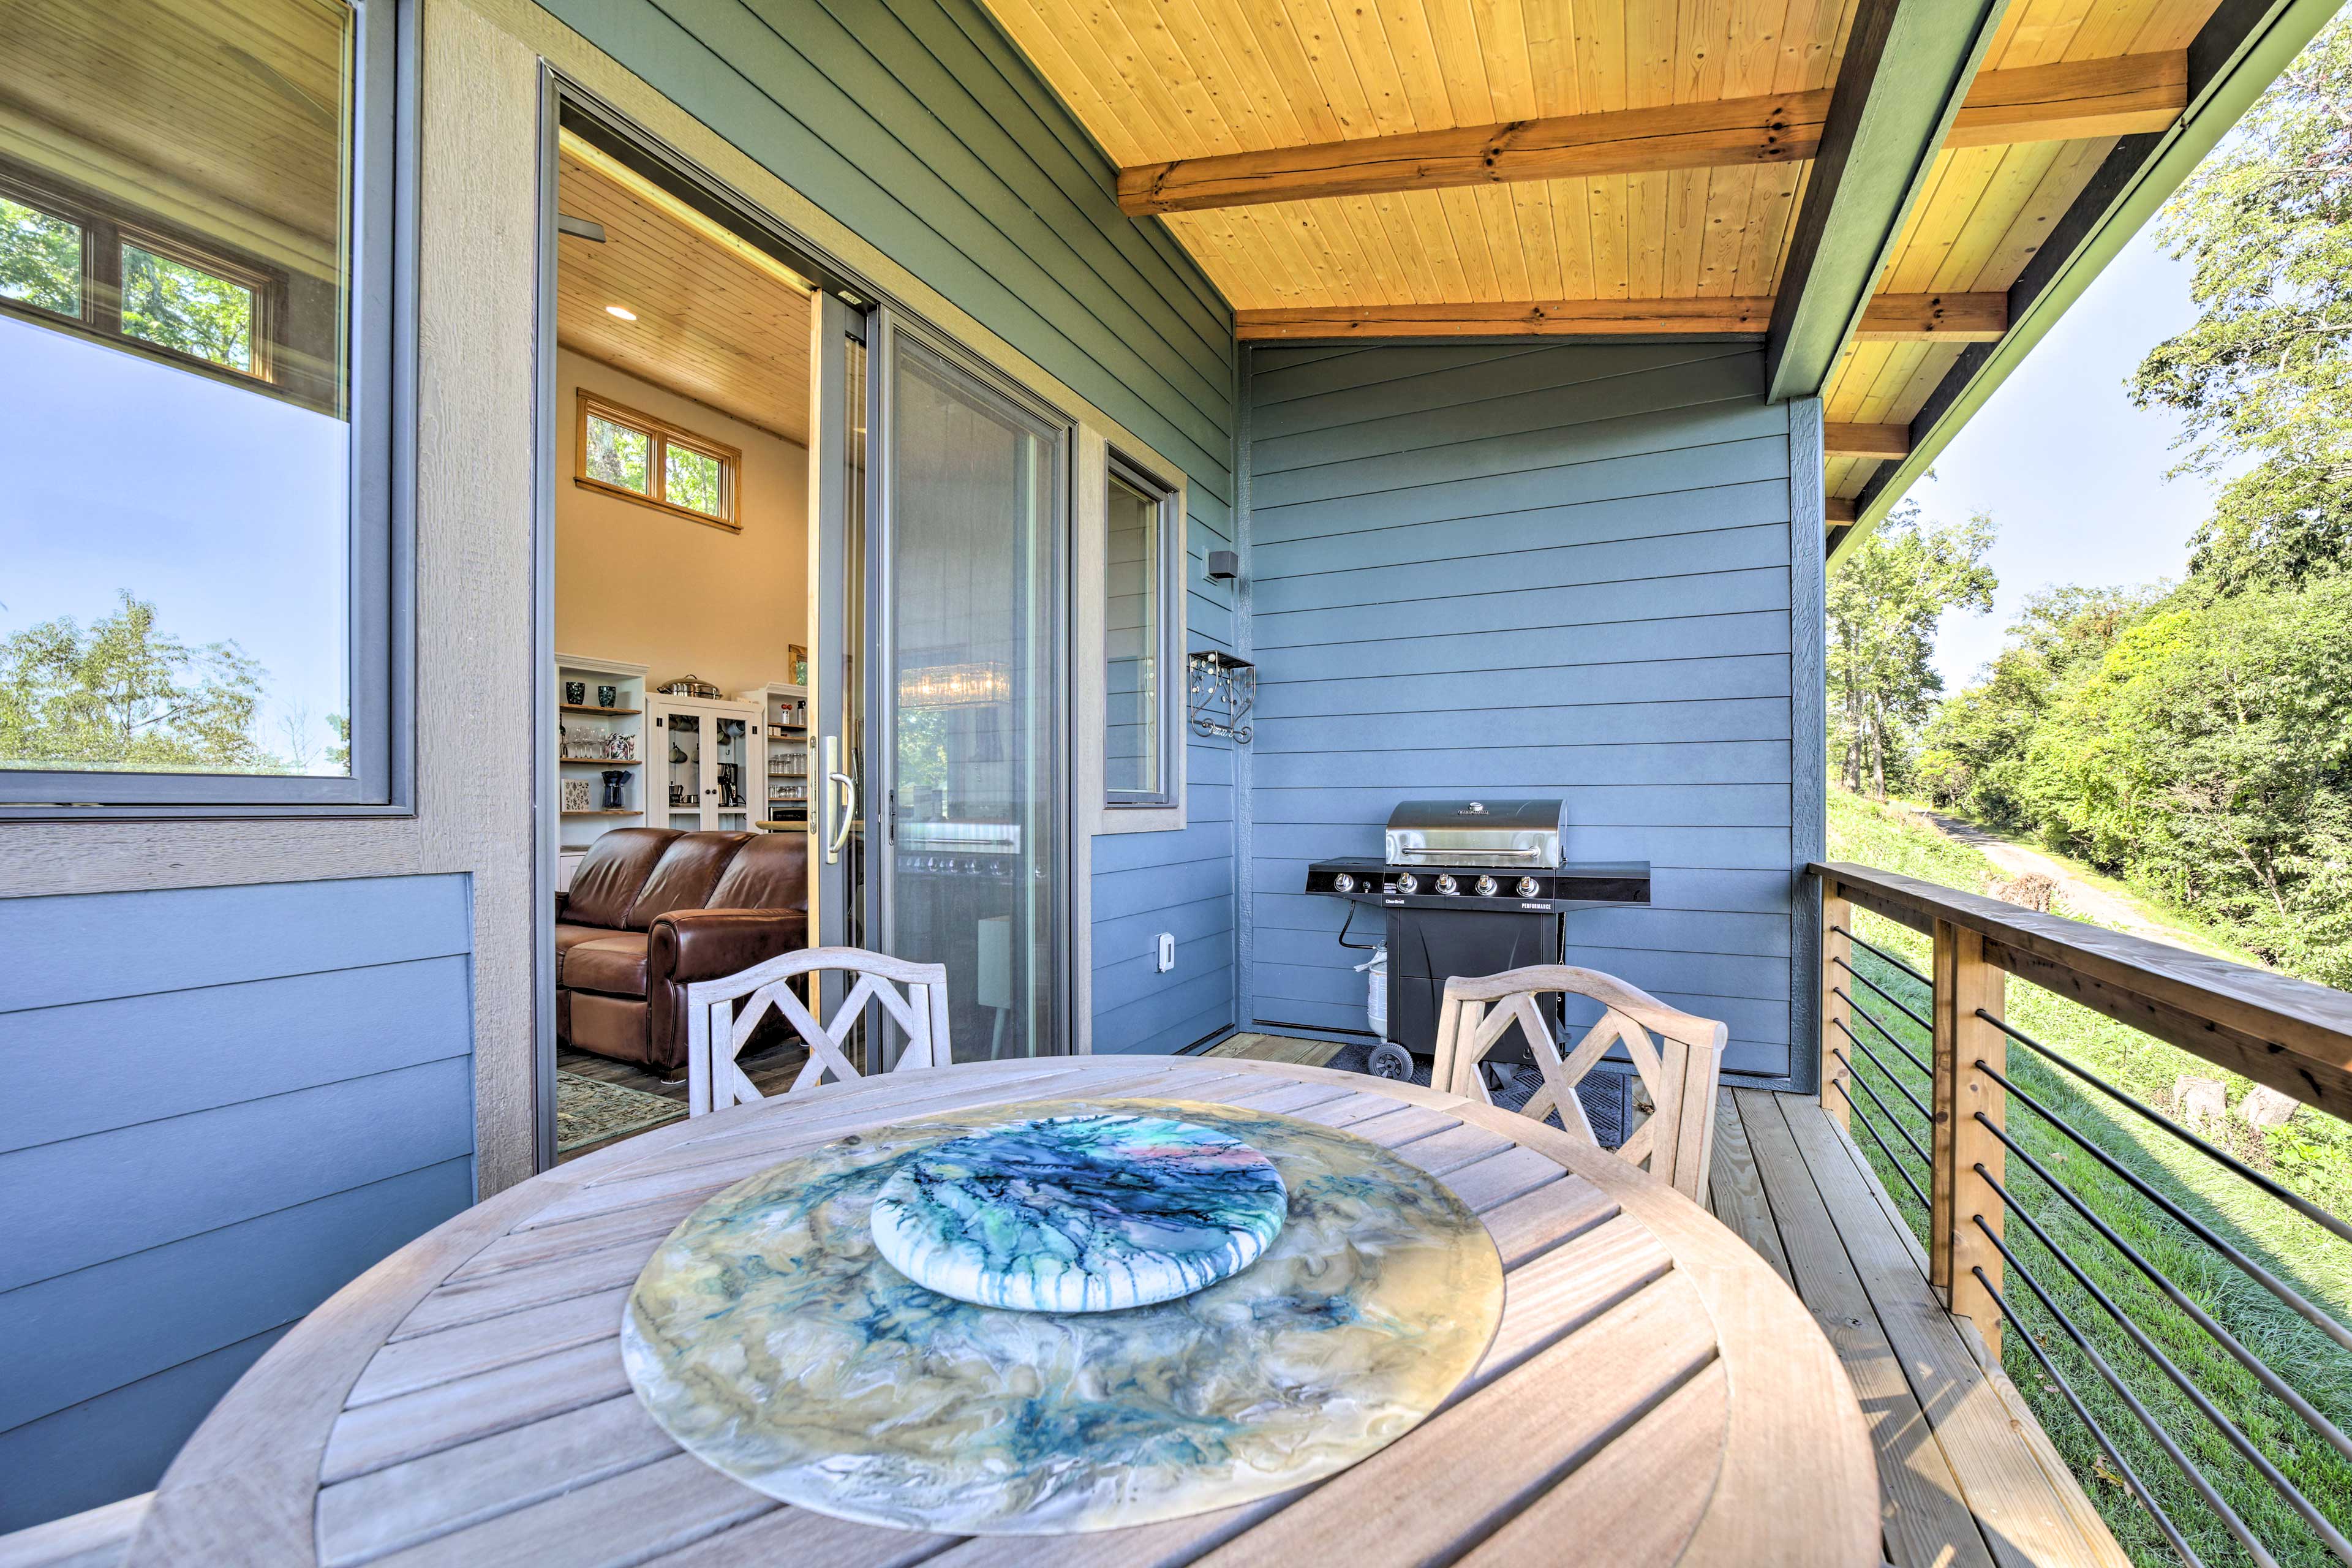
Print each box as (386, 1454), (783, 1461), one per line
(1232, 298), (1774, 341)
(1117, 52), (2186, 218)
(1855, 292), (2008, 340)
(1826, 423), (1912, 459)
(1232, 291), (2007, 342)
(1826, 496), (1860, 525)
(1120, 92), (1831, 216)
(1766, 0), (2006, 402)
(1945, 51), (2188, 148)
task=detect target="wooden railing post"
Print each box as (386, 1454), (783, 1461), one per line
(1931, 920), (2007, 1352)
(1821, 888), (1852, 1131)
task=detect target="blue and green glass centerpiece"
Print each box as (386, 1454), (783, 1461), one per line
(868, 1110), (1288, 1312)
(622, 1097), (1505, 1534)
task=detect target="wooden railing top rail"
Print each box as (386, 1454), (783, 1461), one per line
(1812, 860), (2352, 1121)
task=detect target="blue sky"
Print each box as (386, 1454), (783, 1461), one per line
(0, 314), (350, 771)
(1890, 225), (2213, 690)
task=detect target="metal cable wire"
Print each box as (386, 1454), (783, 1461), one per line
(1835, 991), (1935, 1078)
(1834, 1030), (1932, 1123)
(1975, 1007), (2352, 1250)
(1826, 1078), (1929, 1210)
(1831, 923), (1933, 989)
(1973, 1264), (2206, 1568)
(1977, 1055), (2352, 1355)
(1835, 1050), (1934, 1168)
(1832, 1001), (1932, 1079)
(1973, 1156), (2352, 1556)
(1832, 954), (1933, 1033)
(1974, 1114), (2352, 1464)
(1973, 1216), (2278, 1568)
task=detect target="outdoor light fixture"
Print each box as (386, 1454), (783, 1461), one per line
(606, 304), (638, 320)
(1207, 549), (1239, 583)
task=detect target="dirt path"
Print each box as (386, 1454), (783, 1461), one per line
(1909, 807), (2199, 951)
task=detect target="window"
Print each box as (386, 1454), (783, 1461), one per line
(575, 393), (740, 529)
(1104, 456), (1180, 807)
(0, 0), (406, 815)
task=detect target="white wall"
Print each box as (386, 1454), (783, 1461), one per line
(555, 349), (808, 695)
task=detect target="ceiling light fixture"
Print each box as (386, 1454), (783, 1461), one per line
(606, 304), (638, 321)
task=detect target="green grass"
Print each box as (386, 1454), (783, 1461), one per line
(1828, 790), (2352, 1567)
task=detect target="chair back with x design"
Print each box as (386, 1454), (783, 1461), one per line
(684, 946), (951, 1115)
(1430, 964), (1727, 1201)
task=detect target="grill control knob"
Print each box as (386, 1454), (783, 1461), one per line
(1475, 875), (1499, 898)
(1517, 876), (1541, 899)
(1396, 872), (1420, 894)
(1332, 872), (1355, 894)
(1434, 873), (1459, 895)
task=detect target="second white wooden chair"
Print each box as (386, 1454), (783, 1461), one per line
(685, 945), (951, 1115)
(1430, 964), (1727, 1201)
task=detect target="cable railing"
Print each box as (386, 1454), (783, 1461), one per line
(1814, 860), (2352, 1568)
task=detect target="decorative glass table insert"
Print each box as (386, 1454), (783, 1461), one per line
(622, 1098), (1506, 1535)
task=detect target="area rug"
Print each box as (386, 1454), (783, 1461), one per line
(556, 1069), (684, 1153)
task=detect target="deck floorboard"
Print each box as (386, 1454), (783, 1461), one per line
(1711, 1088), (2128, 1568)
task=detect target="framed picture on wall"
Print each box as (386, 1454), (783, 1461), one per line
(790, 644), (808, 685)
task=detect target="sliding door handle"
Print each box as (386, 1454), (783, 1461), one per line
(823, 734), (856, 864)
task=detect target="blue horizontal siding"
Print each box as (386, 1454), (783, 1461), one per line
(0, 875), (477, 1531)
(1242, 343), (1801, 1080)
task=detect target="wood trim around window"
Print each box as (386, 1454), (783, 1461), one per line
(572, 389), (742, 531)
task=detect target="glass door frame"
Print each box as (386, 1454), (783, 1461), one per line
(825, 304), (1075, 1064)
(535, 82), (1095, 1166)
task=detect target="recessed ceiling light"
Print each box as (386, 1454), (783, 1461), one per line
(606, 304), (638, 321)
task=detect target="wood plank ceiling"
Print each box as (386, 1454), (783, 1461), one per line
(555, 134), (814, 445)
(975, 0), (2224, 511)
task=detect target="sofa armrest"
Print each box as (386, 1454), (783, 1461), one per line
(645, 908), (810, 1073)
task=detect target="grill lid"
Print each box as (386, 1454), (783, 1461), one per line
(1385, 799), (1564, 869)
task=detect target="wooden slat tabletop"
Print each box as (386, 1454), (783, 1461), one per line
(124, 1057), (1880, 1567)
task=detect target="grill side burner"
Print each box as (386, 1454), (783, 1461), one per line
(1301, 799), (1650, 1078)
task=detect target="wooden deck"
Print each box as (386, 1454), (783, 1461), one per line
(1708, 1087), (2130, 1568)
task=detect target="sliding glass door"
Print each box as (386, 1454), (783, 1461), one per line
(812, 306), (1068, 1064)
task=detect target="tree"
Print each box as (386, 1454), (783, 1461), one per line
(0, 593), (274, 772)
(2131, 12), (2352, 591)
(1918, 584), (2163, 822)
(2021, 579), (2352, 984)
(1827, 501), (1998, 797)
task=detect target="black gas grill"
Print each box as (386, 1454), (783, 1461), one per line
(1305, 799), (1650, 1078)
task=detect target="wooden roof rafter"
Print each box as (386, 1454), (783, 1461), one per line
(1117, 53), (2188, 218)
(1231, 291), (2007, 342)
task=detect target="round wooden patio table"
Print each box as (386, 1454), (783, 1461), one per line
(125, 1056), (1879, 1568)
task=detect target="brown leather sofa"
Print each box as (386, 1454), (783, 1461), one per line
(556, 827), (809, 1074)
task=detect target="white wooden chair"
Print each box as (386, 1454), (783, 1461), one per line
(684, 946), (951, 1115)
(1430, 964), (1727, 1202)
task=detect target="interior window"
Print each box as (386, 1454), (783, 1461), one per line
(119, 243), (256, 373)
(1104, 462), (1170, 805)
(586, 410), (653, 494)
(0, 0), (364, 793)
(0, 196), (81, 316)
(665, 442), (724, 517)
(575, 391), (741, 529)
